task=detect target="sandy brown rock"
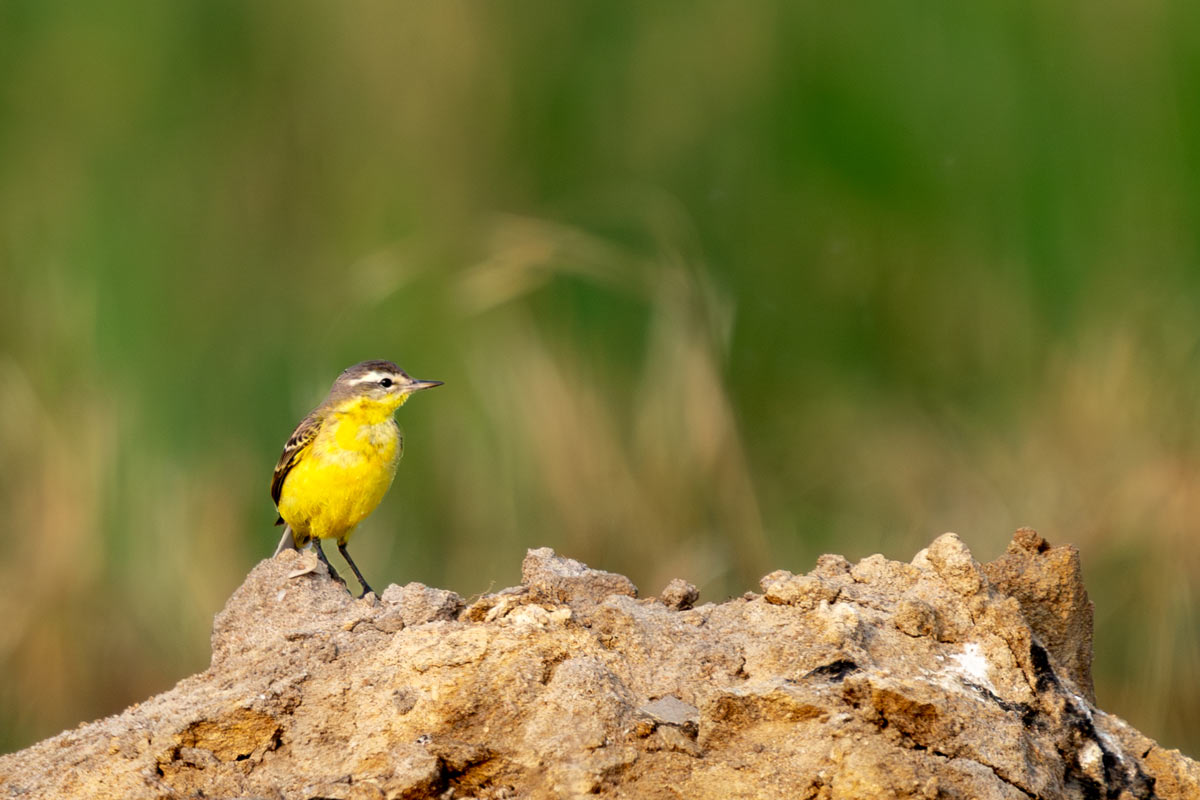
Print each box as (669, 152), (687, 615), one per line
(658, 578), (699, 611)
(983, 526), (1096, 702)
(522, 547), (638, 609)
(0, 532), (1196, 800)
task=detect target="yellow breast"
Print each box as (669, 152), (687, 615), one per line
(277, 407), (403, 544)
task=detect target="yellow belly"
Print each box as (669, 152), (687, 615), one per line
(277, 415), (402, 545)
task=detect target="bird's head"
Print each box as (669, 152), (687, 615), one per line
(329, 360), (443, 415)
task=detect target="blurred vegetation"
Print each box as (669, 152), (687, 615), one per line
(2, 0), (1200, 756)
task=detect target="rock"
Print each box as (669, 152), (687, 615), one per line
(914, 532), (986, 596)
(521, 546), (638, 608)
(0, 530), (1195, 799)
(459, 584), (529, 622)
(638, 695), (701, 730)
(376, 581), (465, 632)
(659, 578), (699, 610)
(893, 595), (939, 638)
(761, 570), (841, 609)
(982, 526), (1095, 701)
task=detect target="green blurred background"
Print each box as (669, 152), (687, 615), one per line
(3, 0), (1200, 756)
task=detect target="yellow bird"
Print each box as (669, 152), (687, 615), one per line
(271, 360), (442, 596)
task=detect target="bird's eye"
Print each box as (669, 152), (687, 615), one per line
(379, 378), (394, 388)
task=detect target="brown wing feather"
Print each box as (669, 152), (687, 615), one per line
(270, 409), (323, 520)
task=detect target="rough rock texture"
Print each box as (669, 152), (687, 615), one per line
(1, 531), (1197, 799)
(982, 527), (1095, 702)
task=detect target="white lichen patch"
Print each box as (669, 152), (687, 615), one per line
(1079, 739), (1104, 773)
(948, 642), (997, 695)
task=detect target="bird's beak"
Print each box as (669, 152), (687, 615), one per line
(407, 378), (444, 392)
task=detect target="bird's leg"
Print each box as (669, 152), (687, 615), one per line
(338, 541), (375, 598)
(312, 539), (347, 589)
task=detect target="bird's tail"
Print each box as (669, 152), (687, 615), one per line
(273, 524), (299, 557)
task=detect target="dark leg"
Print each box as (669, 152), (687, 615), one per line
(313, 539), (346, 588)
(338, 541), (375, 597)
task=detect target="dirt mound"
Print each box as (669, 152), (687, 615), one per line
(1, 529), (1196, 799)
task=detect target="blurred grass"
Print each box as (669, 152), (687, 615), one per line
(2, 0), (1200, 756)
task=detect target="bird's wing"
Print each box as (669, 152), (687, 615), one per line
(270, 408), (323, 514)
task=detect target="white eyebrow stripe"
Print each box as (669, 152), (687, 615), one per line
(347, 371), (391, 385)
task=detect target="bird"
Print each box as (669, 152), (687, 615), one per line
(270, 360), (442, 596)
